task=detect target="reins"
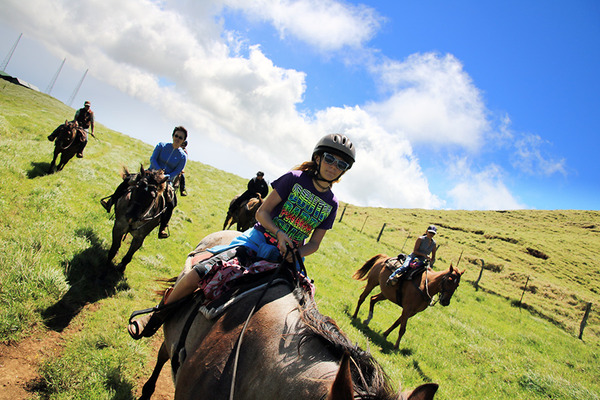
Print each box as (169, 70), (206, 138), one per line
(229, 245), (303, 400)
(128, 185), (168, 232)
(58, 126), (77, 150)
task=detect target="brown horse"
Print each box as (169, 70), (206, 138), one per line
(48, 120), (81, 173)
(352, 254), (464, 349)
(222, 194), (263, 231)
(107, 166), (168, 272)
(139, 231), (439, 400)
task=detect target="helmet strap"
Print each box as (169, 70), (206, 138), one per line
(313, 158), (342, 189)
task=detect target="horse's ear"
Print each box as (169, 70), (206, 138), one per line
(139, 164), (145, 175)
(400, 382), (438, 400)
(326, 352), (353, 400)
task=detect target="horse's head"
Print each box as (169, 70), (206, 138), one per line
(125, 165), (168, 221)
(58, 120), (79, 143)
(438, 264), (465, 306)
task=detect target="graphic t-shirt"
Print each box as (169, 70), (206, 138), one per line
(259, 170), (338, 245)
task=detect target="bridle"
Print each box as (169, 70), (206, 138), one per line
(127, 177), (167, 230)
(433, 270), (461, 306)
(417, 268), (461, 306)
(58, 123), (78, 150)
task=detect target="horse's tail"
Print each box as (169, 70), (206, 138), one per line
(353, 254), (386, 281)
(155, 277), (178, 298)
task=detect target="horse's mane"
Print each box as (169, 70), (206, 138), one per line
(295, 288), (396, 400)
(120, 166), (167, 195)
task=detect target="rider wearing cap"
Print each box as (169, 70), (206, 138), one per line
(48, 100), (95, 158)
(127, 133), (356, 340)
(387, 225), (438, 286)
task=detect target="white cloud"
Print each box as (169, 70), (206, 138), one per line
(446, 159), (525, 210)
(1, 0), (527, 210)
(222, 0), (383, 51)
(511, 133), (567, 177)
(368, 53), (490, 151)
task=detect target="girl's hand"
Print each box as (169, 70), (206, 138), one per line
(275, 229), (294, 260)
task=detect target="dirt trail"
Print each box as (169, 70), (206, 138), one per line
(0, 316), (174, 399)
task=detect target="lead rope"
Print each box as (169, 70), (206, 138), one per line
(229, 246), (297, 400)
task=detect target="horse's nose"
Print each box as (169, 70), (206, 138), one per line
(441, 299), (450, 306)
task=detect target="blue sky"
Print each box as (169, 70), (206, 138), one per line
(1, 0), (598, 210)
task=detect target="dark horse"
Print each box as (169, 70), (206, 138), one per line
(222, 194), (263, 232)
(352, 254), (464, 349)
(138, 231), (438, 400)
(107, 166), (168, 272)
(48, 120), (81, 173)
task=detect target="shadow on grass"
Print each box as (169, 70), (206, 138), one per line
(27, 161), (52, 178)
(41, 228), (130, 332)
(342, 305), (407, 355)
(26, 366), (136, 400)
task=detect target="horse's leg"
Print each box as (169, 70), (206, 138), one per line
(364, 292), (386, 325)
(49, 148), (59, 173)
(58, 152), (74, 171)
(382, 310), (412, 349)
(139, 341), (169, 400)
(352, 280), (378, 319)
(118, 234), (146, 271)
(222, 215), (231, 230)
(107, 223), (124, 264)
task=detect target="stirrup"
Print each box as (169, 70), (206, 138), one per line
(128, 309), (161, 340)
(127, 293), (193, 339)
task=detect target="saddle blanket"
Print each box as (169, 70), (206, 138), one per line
(196, 256), (315, 319)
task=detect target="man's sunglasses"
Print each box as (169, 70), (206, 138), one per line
(173, 134), (185, 140)
(322, 152), (350, 171)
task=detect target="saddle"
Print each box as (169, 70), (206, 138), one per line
(170, 248), (312, 374)
(384, 255), (427, 281)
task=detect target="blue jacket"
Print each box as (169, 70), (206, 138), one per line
(149, 142), (187, 182)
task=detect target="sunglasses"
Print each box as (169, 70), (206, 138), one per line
(173, 134), (185, 140)
(322, 152), (350, 171)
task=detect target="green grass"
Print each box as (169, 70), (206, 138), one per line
(1, 81), (599, 399)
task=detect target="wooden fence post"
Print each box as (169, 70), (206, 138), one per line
(579, 302), (592, 340)
(338, 204), (347, 223)
(474, 259), (484, 291)
(360, 216), (368, 233)
(518, 276), (530, 309)
(377, 223), (387, 242)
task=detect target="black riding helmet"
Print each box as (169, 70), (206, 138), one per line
(312, 133), (356, 184)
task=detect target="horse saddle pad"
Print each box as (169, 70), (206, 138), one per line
(197, 257), (306, 320)
(384, 256), (425, 281)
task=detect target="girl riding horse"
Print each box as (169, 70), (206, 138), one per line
(127, 133), (356, 340)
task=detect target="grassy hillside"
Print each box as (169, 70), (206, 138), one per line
(1, 81), (598, 399)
